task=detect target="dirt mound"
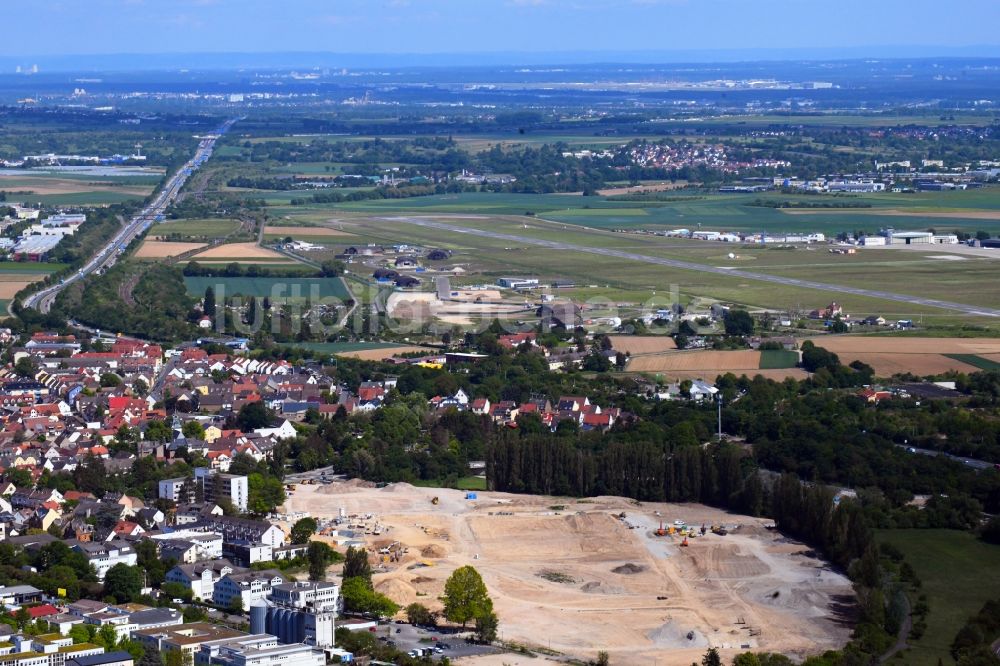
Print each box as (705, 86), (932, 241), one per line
(579, 581), (626, 595)
(375, 577), (417, 606)
(611, 563), (646, 575)
(316, 479), (375, 494)
(421, 544), (447, 558)
(382, 482), (418, 493)
(411, 576), (434, 584)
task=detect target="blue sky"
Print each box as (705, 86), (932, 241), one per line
(5, 0), (999, 57)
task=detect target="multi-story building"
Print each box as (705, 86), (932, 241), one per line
(131, 624), (246, 662)
(165, 561), (244, 601)
(195, 635), (324, 666)
(192, 516), (285, 549)
(212, 571), (285, 612)
(157, 478), (189, 504)
(194, 469), (249, 513)
(250, 581), (339, 649)
(69, 541), (137, 580)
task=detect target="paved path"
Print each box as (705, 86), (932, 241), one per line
(383, 216), (1000, 318)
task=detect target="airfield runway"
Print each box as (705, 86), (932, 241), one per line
(383, 216), (1000, 318)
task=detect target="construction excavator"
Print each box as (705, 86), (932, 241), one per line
(680, 536), (689, 547)
(655, 522), (667, 537)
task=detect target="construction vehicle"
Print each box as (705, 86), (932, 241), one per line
(680, 537), (689, 547)
(655, 522), (667, 537)
(667, 526), (676, 535)
(431, 496), (440, 505)
(700, 524), (707, 536)
(712, 525), (728, 536)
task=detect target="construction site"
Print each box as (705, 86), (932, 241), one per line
(281, 481), (855, 665)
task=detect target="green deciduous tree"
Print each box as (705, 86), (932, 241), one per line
(442, 565), (493, 628)
(103, 563), (143, 603)
(342, 546), (372, 583)
(290, 517), (318, 544)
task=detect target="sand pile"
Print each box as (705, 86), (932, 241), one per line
(612, 563), (646, 575)
(375, 578), (418, 606)
(316, 478), (375, 494)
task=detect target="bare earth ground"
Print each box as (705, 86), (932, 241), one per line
(0, 280), (34, 298)
(284, 483), (853, 665)
(133, 240), (206, 258)
(191, 243), (290, 260)
(596, 181), (689, 196)
(804, 337), (1000, 355)
(610, 335), (678, 355)
(263, 225), (351, 236)
(628, 350), (762, 373)
(335, 346), (430, 361)
(800, 336), (1000, 376)
(387, 292), (532, 324)
(834, 353), (980, 376)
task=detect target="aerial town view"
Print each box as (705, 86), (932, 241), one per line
(0, 1), (999, 665)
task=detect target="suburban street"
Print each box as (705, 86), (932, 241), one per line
(22, 117), (240, 314)
(385, 216), (1000, 318)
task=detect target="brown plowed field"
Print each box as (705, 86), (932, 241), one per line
(610, 335), (677, 355)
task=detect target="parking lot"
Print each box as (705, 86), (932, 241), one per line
(372, 621), (501, 661)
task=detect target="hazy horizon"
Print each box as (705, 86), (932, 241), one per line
(4, 0), (999, 65)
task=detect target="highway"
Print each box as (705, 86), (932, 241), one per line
(384, 216), (1000, 318)
(23, 117), (240, 314)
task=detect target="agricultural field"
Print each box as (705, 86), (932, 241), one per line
(807, 336), (1000, 377)
(609, 335), (677, 355)
(0, 171), (159, 206)
(876, 530), (1000, 666)
(190, 242), (295, 263)
(943, 354), (1000, 371)
(183, 276), (351, 301)
(154, 218), (241, 240)
(290, 188), (1000, 236)
(134, 240), (206, 259)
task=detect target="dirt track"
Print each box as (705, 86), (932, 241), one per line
(284, 482), (853, 664)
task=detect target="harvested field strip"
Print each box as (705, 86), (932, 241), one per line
(336, 346), (431, 361)
(803, 336), (1000, 355)
(192, 242), (287, 260)
(836, 353), (980, 377)
(134, 240), (207, 259)
(0, 281), (34, 299)
(943, 354), (1000, 371)
(609, 335), (677, 355)
(627, 350), (762, 372)
(759, 349), (799, 369)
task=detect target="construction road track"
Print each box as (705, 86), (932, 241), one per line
(382, 216), (1000, 318)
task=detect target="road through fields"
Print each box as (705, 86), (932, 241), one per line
(384, 216), (1000, 317)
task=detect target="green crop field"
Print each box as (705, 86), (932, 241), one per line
(876, 529), (1000, 666)
(31, 191), (147, 206)
(943, 354), (1000, 371)
(759, 349), (799, 369)
(0, 262), (62, 274)
(155, 218), (241, 238)
(184, 276), (351, 301)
